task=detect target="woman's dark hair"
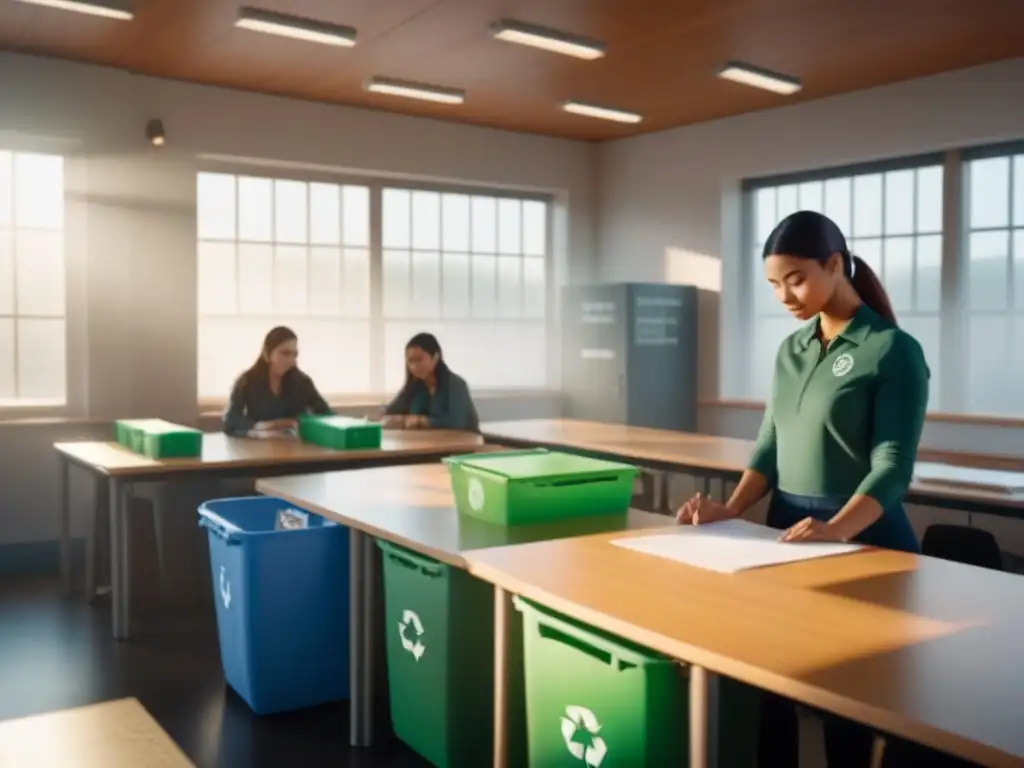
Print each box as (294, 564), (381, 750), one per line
(762, 210), (897, 324)
(241, 326), (299, 386)
(391, 332), (449, 414)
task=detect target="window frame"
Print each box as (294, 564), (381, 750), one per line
(0, 145), (79, 419)
(196, 161), (554, 408)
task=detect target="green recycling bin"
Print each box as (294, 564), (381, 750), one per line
(445, 449), (637, 526)
(516, 597), (760, 767)
(114, 418), (202, 458)
(378, 539), (521, 768)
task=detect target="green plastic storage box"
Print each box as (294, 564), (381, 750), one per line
(298, 415), (382, 450)
(377, 539), (526, 768)
(115, 419), (202, 458)
(515, 597), (760, 767)
(445, 449), (638, 526)
(115, 418), (165, 453)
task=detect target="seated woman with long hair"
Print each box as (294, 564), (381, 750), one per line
(223, 326), (332, 437)
(382, 333), (479, 432)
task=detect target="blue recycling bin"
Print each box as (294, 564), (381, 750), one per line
(198, 496), (350, 715)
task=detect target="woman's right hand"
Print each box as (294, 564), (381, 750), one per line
(675, 493), (734, 525)
(380, 414), (404, 429)
(254, 418), (297, 432)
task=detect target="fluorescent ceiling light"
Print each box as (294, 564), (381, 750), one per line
(562, 101), (641, 124)
(13, 0), (132, 20)
(235, 7), (356, 47)
(366, 77), (465, 105)
(490, 19), (605, 60)
(717, 61), (801, 95)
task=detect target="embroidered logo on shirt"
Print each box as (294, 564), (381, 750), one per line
(832, 353), (854, 377)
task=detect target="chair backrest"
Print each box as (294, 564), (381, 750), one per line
(921, 524), (1003, 571)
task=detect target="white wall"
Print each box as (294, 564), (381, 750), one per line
(0, 52), (597, 548)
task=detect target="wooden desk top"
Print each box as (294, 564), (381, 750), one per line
(481, 419), (1024, 511)
(256, 463), (669, 568)
(465, 530), (1024, 768)
(0, 698), (194, 767)
(54, 430), (483, 477)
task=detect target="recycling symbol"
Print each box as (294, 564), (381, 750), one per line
(467, 478), (486, 511)
(398, 609), (425, 661)
(219, 566), (232, 609)
(560, 705), (607, 767)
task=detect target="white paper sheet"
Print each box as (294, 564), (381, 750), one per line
(913, 462), (1024, 494)
(610, 519), (864, 574)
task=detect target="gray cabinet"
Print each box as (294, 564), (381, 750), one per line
(561, 283), (698, 431)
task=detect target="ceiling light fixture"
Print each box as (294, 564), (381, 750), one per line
(13, 0), (133, 20)
(717, 61), (802, 95)
(490, 19), (605, 60)
(561, 101), (642, 124)
(235, 7), (357, 47)
(146, 119), (165, 147)
(365, 77), (465, 105)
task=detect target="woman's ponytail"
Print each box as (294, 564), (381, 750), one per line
(849, 254), (897, 325)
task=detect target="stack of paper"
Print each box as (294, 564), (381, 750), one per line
(611, 519), (863, 573)
(913, 462), (1024, 495)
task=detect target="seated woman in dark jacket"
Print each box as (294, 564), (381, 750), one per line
(383, 333), (479, 432)
(223, 326), (332, 437)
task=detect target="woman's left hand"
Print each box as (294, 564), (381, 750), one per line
(779, 517), (847, 543)
(403, 415), (429, 429)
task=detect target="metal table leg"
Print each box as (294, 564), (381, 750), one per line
(350, 528), (379, 747)
(58, 455), (71, 595)
(689, 665), (720, 768)
(110, 478), (131, 641)
(492, 586), (510, 768)
(86, 475), (110, 604)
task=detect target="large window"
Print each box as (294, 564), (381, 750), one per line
(0, 151), (66, 407)
(964, 153), (1024, 416)
(197, 172), (549, 401)
(197, 173), (371, 400)
(381, 188), (547, 390)
(747, 162), (943, 406)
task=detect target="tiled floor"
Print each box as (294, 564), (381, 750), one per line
(0, 577), (427, 768)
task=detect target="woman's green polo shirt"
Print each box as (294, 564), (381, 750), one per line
(748, 304), (930, 510)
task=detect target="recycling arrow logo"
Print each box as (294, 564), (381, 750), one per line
(467, 477), (486, 511)
(560, 705), (608, 767)
(398, 609), (425, 661)
(219, 566), (232, 609)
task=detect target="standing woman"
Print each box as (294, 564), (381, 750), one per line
(676, 210), (930, 767)
(223, 326), (332, 437)
(383, 332), (479, 432)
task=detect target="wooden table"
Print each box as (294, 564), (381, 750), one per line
(465, 529), (1024, 768)
(256, 463), (669, 750)
(0, 698), (193, 767)
(481, 419), (1024, 518)
(55, 430), (483, 640)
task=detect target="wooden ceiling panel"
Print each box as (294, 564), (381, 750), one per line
(1, 0), (1023, 139)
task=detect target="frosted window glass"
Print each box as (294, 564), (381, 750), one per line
(967, 314), (1012, 415)
(471, 197), (497, 253)
(823, 178), (852, 235)
(343, 249), (371, 318)
(273, 245), (308, 314)
(411, 252), (441, 317)
(798, 181), (823, 213)
(916, 166), (943, 233)
(969, 157), (1009, 229)
(309, 183), (341, 246)
(0, 232), (13, 315)
(383, 250), (411, 318)
(882, 237), (913, 314)
(497, 256), (522, 318)
(383, 189), (411, 249)
(853, 174), (883, 237)
(342, 186), (370, 247)
(0, 318), (13, 399)
(441, 253), (471, 318)
(237, 244), (273, 315)
(915, 235), (942, 313)
(274, 180), (308, 244)
(497, 199), (522, 255)
(754, 188), (776, 242)
(472, 255), (497, 318)
(442, 194), (470, 252)
(884, 170), (914, 236)
(198, 241), (237, 314)
(968, 231), (1009, 311)
(309, 246), (342, 315)
(238, 176), (272, 242)
(522, 201), (546, 256)
(412, 191), (441, 251)
(197, 173), (235, 240)
(522, 257), (546, 319)
(0, 152), (11, 228)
